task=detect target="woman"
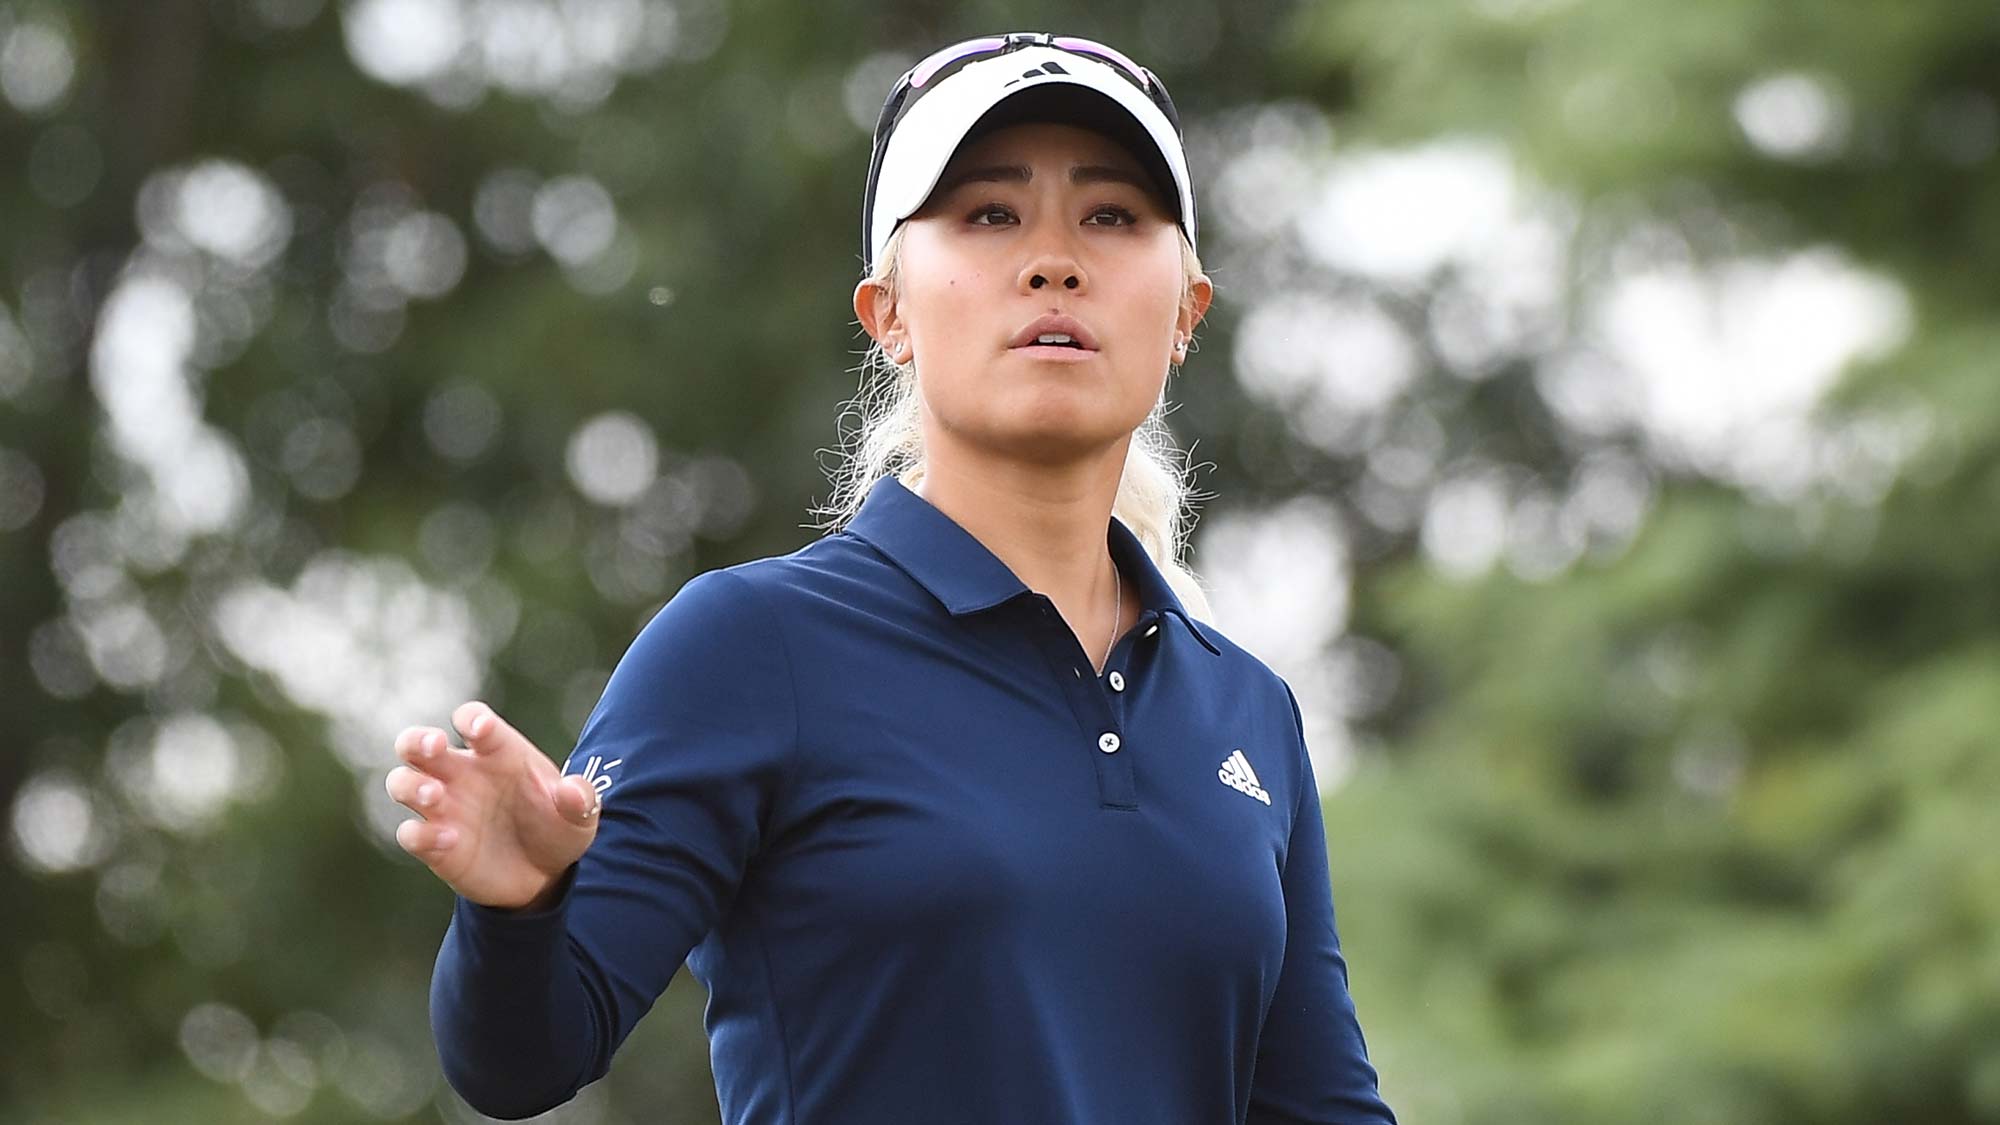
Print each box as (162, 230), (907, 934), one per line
(387, 32), (1397, 1124)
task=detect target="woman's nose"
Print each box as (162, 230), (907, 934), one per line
(1015, 207), (1087, 292)
(1018, 251), (1084, 293)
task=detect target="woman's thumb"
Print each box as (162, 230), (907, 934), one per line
(555, 775), (602, 827)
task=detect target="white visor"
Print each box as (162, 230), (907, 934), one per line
(865, 45), (1196, 274)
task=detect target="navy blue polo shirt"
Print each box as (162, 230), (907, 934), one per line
(429, 473), (1396, 1124)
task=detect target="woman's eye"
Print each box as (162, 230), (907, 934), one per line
(965, 203), (1139, 226)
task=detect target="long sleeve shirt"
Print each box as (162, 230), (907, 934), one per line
(428, 472), (1397, 1123)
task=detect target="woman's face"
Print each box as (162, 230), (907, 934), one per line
(856, 120), (1212, 468)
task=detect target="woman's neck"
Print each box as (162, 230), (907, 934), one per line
(914, 448), (1134, 661)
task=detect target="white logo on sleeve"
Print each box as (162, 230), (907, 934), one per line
(580, 754), (623, 798)
(1217, 749), (1271, 805)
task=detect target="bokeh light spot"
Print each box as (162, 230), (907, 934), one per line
(423, 380), (503, 463)
(566, 410), (659, 506)
(0, 19), (76, 113)
(9, 770), (117, 874)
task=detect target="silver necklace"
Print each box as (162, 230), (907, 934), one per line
(1102, 559), (1120, 673)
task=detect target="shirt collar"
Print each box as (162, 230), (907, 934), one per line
(845, 474), (1222, 656)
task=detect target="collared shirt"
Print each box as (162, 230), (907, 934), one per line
(429, 473), (1396, 1124)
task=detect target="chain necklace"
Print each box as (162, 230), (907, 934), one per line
(1101, 559), (1120, 673)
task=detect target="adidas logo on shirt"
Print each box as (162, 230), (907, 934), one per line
(1217, 749), (1271, 805)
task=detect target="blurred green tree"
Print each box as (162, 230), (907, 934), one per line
(1287, 2), (2000, 1122)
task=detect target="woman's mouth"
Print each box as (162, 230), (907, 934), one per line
(1008, 318), (1102, 360)
(1010, 336), (1099, 362)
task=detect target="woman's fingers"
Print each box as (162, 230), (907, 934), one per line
(395, 817), (458, 856)
(385, 764), (447, 814)
(452, 700), (542, 760)
(394, 726), (467, 778)
(388, 766), (460, 857)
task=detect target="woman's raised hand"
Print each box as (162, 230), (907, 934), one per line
(385, 701), (602, 911)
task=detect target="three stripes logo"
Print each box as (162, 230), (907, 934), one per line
(1002, 60), (1071, 90)
(1217, 749), (1271, 805)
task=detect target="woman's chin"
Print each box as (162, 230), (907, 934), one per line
(957, 398), (1147, 459)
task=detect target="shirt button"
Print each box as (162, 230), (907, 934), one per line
(1098, 732), (1121, 754)
(1143, 624), (1159, 638)
(1107, 670), (1125, 691)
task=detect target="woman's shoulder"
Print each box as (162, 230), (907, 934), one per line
(693, 527), (916, 611)
(632, 533), (882, 642)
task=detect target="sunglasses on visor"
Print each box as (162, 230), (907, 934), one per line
(868, 32), (1182, 154)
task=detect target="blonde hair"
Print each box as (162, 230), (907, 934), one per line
(807, 222), (1216, 622)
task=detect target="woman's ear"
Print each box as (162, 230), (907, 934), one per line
(853, 277), (909, 362)
(1176, 271), (1215, 346)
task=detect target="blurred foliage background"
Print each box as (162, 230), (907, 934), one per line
(3, 0), (1996, 1122)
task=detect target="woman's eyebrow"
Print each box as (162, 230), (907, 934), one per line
(935, 163), (1150, 194)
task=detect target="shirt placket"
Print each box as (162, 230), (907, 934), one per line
(1028, 595), (1165, 811)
